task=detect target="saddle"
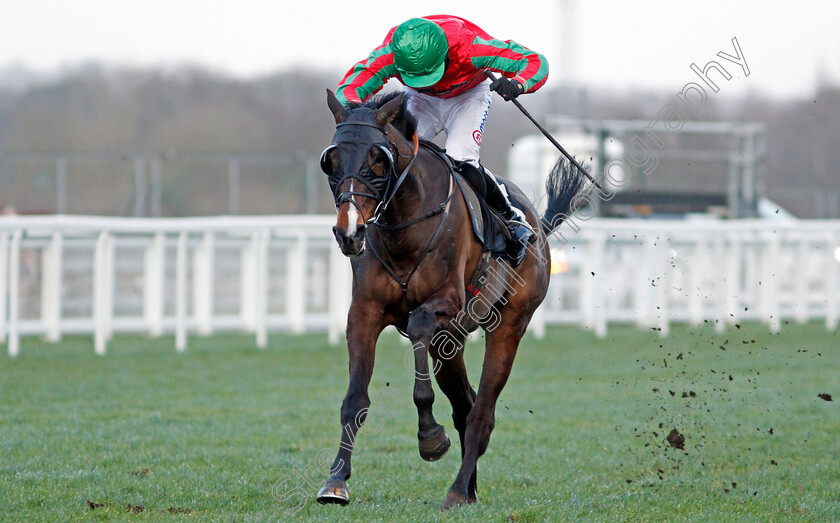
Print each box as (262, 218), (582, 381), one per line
(419, 141), (528, 258)
(388, 141), (526, 339)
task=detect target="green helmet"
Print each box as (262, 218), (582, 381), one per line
(391, 18), (448, 88)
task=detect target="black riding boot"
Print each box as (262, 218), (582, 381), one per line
(491, 193), (534, 268)
(457, 161), (534, 267)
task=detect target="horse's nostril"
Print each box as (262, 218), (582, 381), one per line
(333, 226), (347, 244)
(354, 224), (367, 239)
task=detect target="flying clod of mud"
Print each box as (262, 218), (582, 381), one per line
(666, 428), (685, 450)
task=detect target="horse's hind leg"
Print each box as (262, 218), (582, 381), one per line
(430, 336), (478, 502)
(441, 319), (527, 510)
(406, 299), (458, 462)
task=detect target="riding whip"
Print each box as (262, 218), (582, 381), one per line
(484, 70), (602, 189)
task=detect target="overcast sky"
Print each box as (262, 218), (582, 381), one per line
(1, 0), (838, 99)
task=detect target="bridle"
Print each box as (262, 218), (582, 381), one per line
(321, 118), (456, 297)
(320, 120), (420, 225)
(321, 116), (455, 296)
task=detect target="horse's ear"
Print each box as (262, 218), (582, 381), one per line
(326, 89), (346, 124)
(374, 94), (403, 126)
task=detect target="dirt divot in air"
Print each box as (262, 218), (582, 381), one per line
(666, 428), (685, 450)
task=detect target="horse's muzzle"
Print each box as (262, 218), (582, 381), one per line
(333, 224), (367, 257)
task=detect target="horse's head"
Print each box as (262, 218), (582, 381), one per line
(322, 90), (416, 257)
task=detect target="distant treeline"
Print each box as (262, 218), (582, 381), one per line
(0, 65), (837, 217)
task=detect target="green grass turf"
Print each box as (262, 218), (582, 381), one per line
(0, 321), (838, 521)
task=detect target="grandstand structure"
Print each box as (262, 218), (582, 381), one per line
(510, 118), (768, 219)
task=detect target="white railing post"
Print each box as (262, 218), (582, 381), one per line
(687, 236), (705, 326)
(311, 255), (328, 310)
(724, 231), (741, 327)
(581, 233), (607, 338)
(93, 231), (110, 355)
(193, 231), (215, 336)
(7, 231), (21, 356)
(713, 233), (727, 333)
(0, 231), (8, 344)
(657, 235), (671, 337)
(41, 231), (63, 342)
(635, 235), (655, 329)
(255, 229), (270, 349)
(105, 232), (114, 341)
(286, 232), (306, 335)
(595, 240), (608, 339)
(579, 236), (594, 332)
(742, 231), (759, 316)
(328, 244), (351, 346)
(240, 233), (258, 332)
(794, 236), (809, 324)
(761, 233), (781, 333)
(175, 231), (188, 352)
(826, 232), (838, 331)
(144, 232), (165, 337)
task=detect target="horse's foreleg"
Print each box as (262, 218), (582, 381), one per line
(317, 304), (383, 506)
(406, 298), (458, 462)
(442, 321), (525, 510)
(430, 341), (478, 502)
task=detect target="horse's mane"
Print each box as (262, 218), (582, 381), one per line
(347, 92), (418, 140)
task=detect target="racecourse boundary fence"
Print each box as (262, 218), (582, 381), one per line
(1, 215), (838, 356)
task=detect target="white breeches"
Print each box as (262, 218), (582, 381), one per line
(402, 81), (520, 218)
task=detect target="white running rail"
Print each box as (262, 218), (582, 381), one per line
(1, 215), (838, 355)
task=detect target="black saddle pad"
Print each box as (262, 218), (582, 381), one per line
(453, 173), (506, 255)
(477, 178), (530, 257)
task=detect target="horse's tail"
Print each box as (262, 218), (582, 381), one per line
(539, 157), (590, 235)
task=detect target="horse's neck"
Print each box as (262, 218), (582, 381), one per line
(380, 173), (422, 230)
(376, 163), (446, 254)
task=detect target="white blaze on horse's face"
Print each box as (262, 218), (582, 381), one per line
(346, 181), (359, 237)
(332, 179), (370, 258)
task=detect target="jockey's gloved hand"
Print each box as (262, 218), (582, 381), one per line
(489, 76), (524, 101)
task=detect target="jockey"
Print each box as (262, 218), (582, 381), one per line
(335, 14), (548, 267)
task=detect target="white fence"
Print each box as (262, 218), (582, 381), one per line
(1, 215), (839, 355)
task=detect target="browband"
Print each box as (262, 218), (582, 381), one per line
(335, 121), (386, 132)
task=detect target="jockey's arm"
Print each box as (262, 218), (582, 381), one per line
(469, 37), (549, 94)
(335, 41), (398, 106)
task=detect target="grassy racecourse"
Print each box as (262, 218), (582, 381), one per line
(0, 322), (838, 521)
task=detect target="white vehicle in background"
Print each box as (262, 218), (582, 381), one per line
(507, 130), (626, 215)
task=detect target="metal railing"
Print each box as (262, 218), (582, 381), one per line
(0, 152), (328, 216)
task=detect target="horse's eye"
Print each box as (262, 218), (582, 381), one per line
(368, 149), (388, 175)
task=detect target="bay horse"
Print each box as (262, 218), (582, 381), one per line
(317, 89), (585, 510)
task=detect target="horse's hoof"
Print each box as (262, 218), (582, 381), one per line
(316, 480), (349, 506)
(419, 427), (451, 462)
(440, 490), (468, 510)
